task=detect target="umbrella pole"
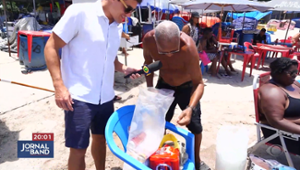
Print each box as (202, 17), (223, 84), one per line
(219, 5), (224, 30)
(284, 12), (294, 45)
(2, 0), (11, 57)
(33, 0), (36, 30)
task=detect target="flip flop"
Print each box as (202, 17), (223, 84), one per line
(113, 95), (122, 101)
(198, 161), (211, 170)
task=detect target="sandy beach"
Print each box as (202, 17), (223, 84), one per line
(1, 28), (300, 170)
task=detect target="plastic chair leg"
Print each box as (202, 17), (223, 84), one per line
(250, 55), (256, 77)
(241, 56), (250, 81)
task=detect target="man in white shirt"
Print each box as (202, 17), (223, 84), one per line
(44, 0), (142, 169)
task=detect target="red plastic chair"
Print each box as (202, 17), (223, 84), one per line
(218, 28), (234, 43)
(244, 42), (261, 71)
(279, 39), (292, 43)
(251, 73), (300, 168)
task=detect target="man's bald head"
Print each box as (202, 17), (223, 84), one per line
(154, 21), (180, 47)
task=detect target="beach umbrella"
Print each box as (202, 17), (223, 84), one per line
(265, 0), (300, 43)
(265, 0), (300, 12)
(181, 0), (273, 30)
(181, 0), (273, 12)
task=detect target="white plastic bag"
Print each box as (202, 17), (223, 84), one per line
(123, 87), (175, 170)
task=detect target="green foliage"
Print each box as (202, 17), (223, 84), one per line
(0, 1), (20, 11)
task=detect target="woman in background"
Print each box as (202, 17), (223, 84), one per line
(259, 57), (300, 155)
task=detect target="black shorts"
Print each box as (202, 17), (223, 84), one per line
(156, 77), (203, 134)
(64, 99), (114, 149)
(261, 127), (300, 155)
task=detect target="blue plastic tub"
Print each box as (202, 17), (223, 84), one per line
(19, 35), (47, 71)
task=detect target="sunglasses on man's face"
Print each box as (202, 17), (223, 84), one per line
(119, 0), (135, 14)
(158, 49), (180, 55)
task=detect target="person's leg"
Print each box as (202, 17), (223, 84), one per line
(220, 54), (232, 76)
(184, 103), (207, 170)
(155, 77), (177, 122)
(210, 57), (218, 77)
(91, 100), (115, 170)
(176, 83), (208, 169)
(91, 135), (107, 170)
(113, 77), (121, 102)
(65, 100), (96, 170)
(68, 149), (87, 170)
(207, 53), (220, 78)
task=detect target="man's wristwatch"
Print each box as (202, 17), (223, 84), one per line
(186, 105), (196, 113)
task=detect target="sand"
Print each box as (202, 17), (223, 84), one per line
(1, 28), (300, 170)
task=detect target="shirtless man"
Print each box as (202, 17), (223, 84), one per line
(292, 31), (300, 49)
(143, 21), (209, 170)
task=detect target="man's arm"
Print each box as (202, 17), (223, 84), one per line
(143, 38), (154, 87)
(122, 32), (130, 40)
(182, 25), (190, 36)
(45, 33), (66, 89)
(114, 57), (125, 73)
(186, 44), (205, 108)
(177, 42), (204, 126)
(114, 57), (141, 79)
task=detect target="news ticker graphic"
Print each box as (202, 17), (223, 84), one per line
(17, 133), (54, 158)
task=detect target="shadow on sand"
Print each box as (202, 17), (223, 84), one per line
(203, 55), (274, 87)
(0, 120), (20, 164)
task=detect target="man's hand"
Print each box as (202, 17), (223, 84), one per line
(177, 108), (192, 126)
(123, 66), (141, 80)
(125, 34), (130, 40)
(55, 85), (74, 111)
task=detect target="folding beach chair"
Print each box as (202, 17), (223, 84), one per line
(251, 72), (300, 168)
(105, 105), (195, 170)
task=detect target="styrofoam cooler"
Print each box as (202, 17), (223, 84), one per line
(215, 125), (249, 170)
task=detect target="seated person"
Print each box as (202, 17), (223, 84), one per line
(199, 28), (234, 77)
(121, 32), (130, 55)
(292, 31), (300, 49)
(171, 11), (188, 31)
(259, 57), (300, 155)
(253, 28), (267, 45)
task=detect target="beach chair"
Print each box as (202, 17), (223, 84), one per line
(251, 72), (300, 168)
(244, 42), (261, 70)
(105, 105), (195, 170)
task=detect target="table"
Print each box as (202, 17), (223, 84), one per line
(218, 42), (238, 51)
(17, 31), (51, 62)
(253, 44), (292, 68)
(216, 42), (239, 73)
(228, 51), (254, 81)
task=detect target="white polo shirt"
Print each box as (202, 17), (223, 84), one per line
(52, 1), (122, 105)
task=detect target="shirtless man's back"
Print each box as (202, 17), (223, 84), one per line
(142, 21), (209, 170)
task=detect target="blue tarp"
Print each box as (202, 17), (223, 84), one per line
(138, 0), (179, 13)
(227, 11), (272, 21)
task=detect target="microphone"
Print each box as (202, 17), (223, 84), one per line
(124, 61), (162, 78)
